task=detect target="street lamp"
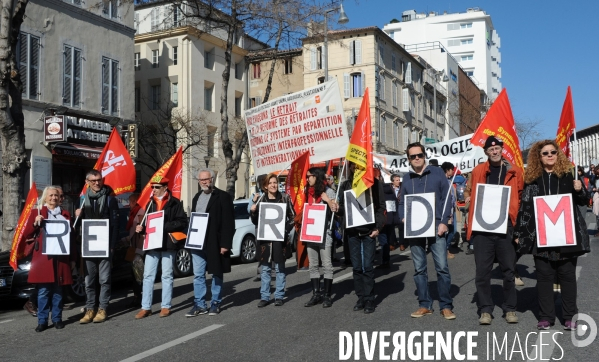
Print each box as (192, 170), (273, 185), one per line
(323, 1), (349, 82)
(429, 68), (449, 141)
(204, 155), (211, 168)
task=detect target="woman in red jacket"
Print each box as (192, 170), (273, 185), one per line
(23, 186), (74, 332)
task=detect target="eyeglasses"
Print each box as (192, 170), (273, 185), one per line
(408, 153), (425, 160)
(87, 178), (102, 183)
(198, 178), (212, 182)
(151, 185), (164, 189)
(541, 150), (558, 157)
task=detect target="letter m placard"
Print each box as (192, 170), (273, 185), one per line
(533, 194), (576, 248)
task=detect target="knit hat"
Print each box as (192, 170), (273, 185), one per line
(483, 136), (504, 150)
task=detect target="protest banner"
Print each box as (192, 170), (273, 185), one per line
(257, 203), (286, 242)
(300, 204), (328, 243)
(534, 194), (576, 248)
(344, 189), (375, 228)
(471, 184), (511, 234)
(42, 220), (71, 255)
(143, 211), (164, 251)
(185, 213), (209, 250)
(404, 193), (436, 238)
(82, 220), (110, 257)
(245, 79), (349, 175)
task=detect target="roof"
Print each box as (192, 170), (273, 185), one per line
(247, 47), (303, 61)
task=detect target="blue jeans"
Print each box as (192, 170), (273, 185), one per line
(348, 234), (376, 302)
(190, 249), (223, 307)
(37, 283), (63, 325)
(141, 250), (175, 310)
(446, 224), (455, 250)
(410, 235), (453, 310)
(260, 263), (286, 300)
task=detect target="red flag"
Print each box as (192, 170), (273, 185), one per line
(81, 128), (136, 196)
(9, 183), (39, 270)
(325, 159), (334, 178)
(556, 86), (576, 161)
(345, 88), (374, 196)
(286, 151), (310, 215)
(471, 89), (524, 170)
(138, 147), (183, 209)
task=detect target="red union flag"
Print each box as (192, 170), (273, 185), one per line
(286, 151), (310, 215)
(345, 88), (374, 197)
(9, 183), (39, 270)
(556, 86), (576, 162)
(138, 147), (183, 209)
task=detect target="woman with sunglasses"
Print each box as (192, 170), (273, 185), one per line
(514, 140), (590, 330)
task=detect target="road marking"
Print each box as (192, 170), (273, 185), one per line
(119, 324), (224, 362)
(0, 319), (14, 324)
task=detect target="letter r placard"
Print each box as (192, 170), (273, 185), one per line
(533, 194), (576, 248)
(43, 220), (71, 255)
(144, 211), (165, 251)
(300, 204), (327, 243)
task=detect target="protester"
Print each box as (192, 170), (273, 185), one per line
(186, 169), (235, 317)
(514, 140), (590, 330)
(120, 193), (144, 308)
(337, 162), (385, 314)
(390, 174), (405, 251)
(441, 162), (457, 259)
(76, 170), (119, 324)
(398, 143), (455, 320)
(378, 172), (400, 269)
(326, 174), (337, 192)
(250, 173), (294, 307)
(23, 186), (74, 332)
(134, 177), (187, 319)
(464, 136), (523, 325)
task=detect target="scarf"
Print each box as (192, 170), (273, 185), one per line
(307, 186), (322, 204)
(46, 206), (66, 221)
(126, 204), (142, 231)
(154, 191), (170, 211)
(83, 186), (110, 219)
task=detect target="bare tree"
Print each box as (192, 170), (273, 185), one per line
(516, 118), (543, 151)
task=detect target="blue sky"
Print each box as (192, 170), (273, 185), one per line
(337, 0), (599, 138)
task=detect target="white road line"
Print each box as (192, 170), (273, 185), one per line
(119, 324), (224, 362)
(0, 319), (14, 324)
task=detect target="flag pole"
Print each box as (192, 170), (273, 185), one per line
(441, 148), (471, 221)
(573, 129), (578, 180)
(329, 159), (347, 230)
(139, 199), (154, 227)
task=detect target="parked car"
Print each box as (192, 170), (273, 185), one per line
(230, 199), (257, 263)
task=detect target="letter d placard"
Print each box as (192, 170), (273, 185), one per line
(471, 184), (511, 234)
(43, 220), (71, 255)
(534, 194), (576, 248)
(144, 211), (164, 250)
(404, 193), (435, 238)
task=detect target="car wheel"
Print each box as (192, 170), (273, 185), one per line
(173, 248), (193, 277)
(67, 272), (86, 302)
(240, 235), (257, 263)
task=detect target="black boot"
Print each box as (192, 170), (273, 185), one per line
(322, 278), (333, 308)
(304, 278), (322, 307)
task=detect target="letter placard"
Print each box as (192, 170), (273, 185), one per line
(82, 220), (109, 257)
(386, 200), (397, 212)
(301, 204), (328, 243)
(144, 211), (164, 251)
(257, 203), (286, 242)
(534, 194), (576, 248)
(43, 220), (71, 255)
(404, 193), (436, 238)
(344, 189), (374, 228)
(185, 213), (209, 250)
(471, 184), (511, 234)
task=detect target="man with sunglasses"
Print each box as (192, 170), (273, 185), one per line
(463, 136), (523, 325)
(398, 142), (455, 320)
(75, 170), (120, 324)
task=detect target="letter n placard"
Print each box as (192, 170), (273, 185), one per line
(471, 184), (511, 234)
(257, 203), (286, 242)
(344, 189), (375, 228)
(82, 219), (109, 257)
(300, 204), (328, 243)
(185, 213), (209, 250)
(144, 211), (164, 251)
(43, 220), (71, 255)
(534, 194), (576, 248)
(404, 193), (435, 238)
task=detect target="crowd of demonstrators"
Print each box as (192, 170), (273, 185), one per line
(378, 172), (400, 269)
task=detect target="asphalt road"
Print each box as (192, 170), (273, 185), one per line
(1, 212), (599, 362)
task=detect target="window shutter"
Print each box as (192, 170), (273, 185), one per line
(19, 33), (28, 97)
(393, 83), (397, 107)
(111, 60), (119, 114)
(310, 47), (316, 71)
(360, 72), (365, 96)
(74, 49), (81, 107)
(402, 88), (409, 112)
(111, 0), (117, 18)
(349, 41), (354, 65)
(344, 73), (350, 98)
(405, 62), (412, 84)
(355, 40), (362, 64)
(256, 96), (261, 106)
(102, 58), (110, 113)
(403, 127), (409, 146)
(30, 36), (39, 99)
(374, 68), (379, 99)
(380, 74), (385, 100)
(63, 46), (72, 105)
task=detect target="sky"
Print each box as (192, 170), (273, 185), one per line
(336, 0), (599, 140)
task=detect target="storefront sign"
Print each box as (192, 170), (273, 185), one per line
(125, 124), (138, 159)
(44, 116), (67, 142)
(65, 116), (112, 144)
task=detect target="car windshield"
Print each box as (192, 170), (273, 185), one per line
(234, 203), (250, 219)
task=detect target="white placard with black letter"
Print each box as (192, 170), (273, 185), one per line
(257, 203), (286, 242)
(344, 189), (375, 228)
(43, 220), (71, 255)
(82, 219), (110, 257)
(143, 211), (164, 251)
(185, 213), (209, 250)
(300, 204), (328, 243)
(534, 194), (577, 248)
(471, 184), (511, 234)
(385, 200), (396, 212)
(404, 193), (436, 238)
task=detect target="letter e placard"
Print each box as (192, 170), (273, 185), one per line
(344, 189), (374, 228)
(404, 193), (436, 238)
(300, 204), (327, 243)
(257, 203), (286, 242)
(471, 184), (511, 234)
(144, 211), (165, 250)
(82, 220), (110, 257)
(534, 194), (576, 248)
(43, 220), (71, 255)
(185, 213), (209, 250)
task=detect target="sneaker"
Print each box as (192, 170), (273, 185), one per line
(135, 309), (152, 319)
(515, 277), (525, 286)
(79, 309), (96, 324)
(447, 252), (455, 259)
(93, 308), (107, 323)
(185, 305), (208, 317)
(553, 284), (561, 292)
(564, 320), (577, 331)
(159, 308), (170, 318)
(479, 313), (492, 325)
(441, 309), (456, 320)
(537, 320), (552, 330)
(274, 299), (284, 306)
(411, 307), (433, 318)
(257, 300), (270, 308)
(505, 312), (518, 324)
(209, 304), (220, 316)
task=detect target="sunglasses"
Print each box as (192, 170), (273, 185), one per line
(87, 178), (102, 183)
(151, 185), (164, 189)
(408, 153), (425, 160)
(541, 150), (558, 156)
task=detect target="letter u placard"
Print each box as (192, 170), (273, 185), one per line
(42, 220), (71, 255)
(404, 193), (435, 238)
(534, 194), (576, 248)
(471, 184), (511, 234)
(257, 203), (286, 242)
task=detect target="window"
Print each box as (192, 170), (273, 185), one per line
(204, 85), (213, 111)
(152, 50), (159, 68)
(18, 32), (40, 100)
(405, 62), (412, 84)
(135, 87), (140, 112)
(466, 71), (474, 76)
(235, 62), (243, 80)
(447, 40), (460, 47)
(447, 23), (460, 31)
(134, 52), (140, 70)
(391, 54), (396, 72)
(461, 23), (473, 29)
(204, 49), (215, 69)
(251, 62), (261, 79)
(402, 88), (410, 112)
(310, 46), (323, 70)
(403, 127), (409, 148)
(379, 45), (384, 65)
(151, 8), (160, 31)
(349, 40), (362, 65)
(317, 76), (325, 84)
(235, 96), (242, 117)
(284, 58), (293, 74)
(171, 83), (178, 107)
(461, 54), (473, 61)
(343, 72), (364, 98)
(63, 45), (82, 107)
(101, 57), (119, 115)
(393, 121), (399, 149)
(173, 5), (183, 27)
(250, 96), (261, 108)
(412, 131), (419, 144)
(392, 83), (398, 107)
(461, 38), (473, 45)
(378, 74), (385, 100)
(151, 85), (160, 110)
(379, 115), (386, 143)
(316, 46), (323, 70)
(103, 0), (118, 19)
(172, 47), (178, 65)
(66, 0), (82, 5)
